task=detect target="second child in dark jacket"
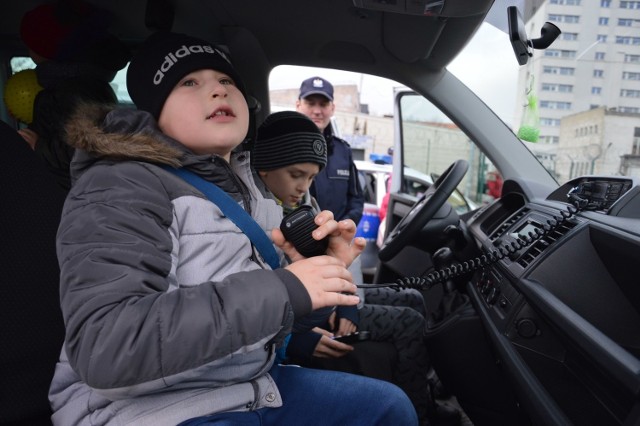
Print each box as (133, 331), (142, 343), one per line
(253, 111), (431, 424)
(252, 111), (360, 357)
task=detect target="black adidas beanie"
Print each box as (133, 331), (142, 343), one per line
(253, 111), (327, 171)
(127, 31), (246, 119)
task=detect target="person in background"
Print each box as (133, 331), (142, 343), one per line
(296, 76), (366, 290)
(253, 110), (432, 425)
(486, 170), (504, 200)
(48, 31), (417, 426)
(17, 0), (130, 190)
(296, 85), (460, 424)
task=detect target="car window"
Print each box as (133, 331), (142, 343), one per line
(358, 170), (377, 205)
(403, 172), (473, 213)
(403, 177), (427, 198)
(10, 56), (132, 106)
(399, 92), (498, 206)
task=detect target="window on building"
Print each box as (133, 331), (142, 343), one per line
(623, 71), (640, 80)
(619, 106), (640, 113)
(592, 87), (602, 94)
(595, 52), (606, 60)
(542, 83), (574, 92)
(616, 36), (640, 45)
(618, 18), (633, 26)
(562, 32), (579, 40)
(550, 0), (581, 4)
(621, 89), (640, 97)
(598, 17), (609, 25)
(545, 49), (577, 58)
(593, 69), (604, 77)
(597, 34), (608, 42)
(540, 135), (560, 144)
(620, 1), (640, 9)
(540, 101), (572, 110)
(625, 54), (640, 62)
(543, 66), (575, 75)
(540, 118), (561, 126)
(600, 0), (611, 7)
(548, 14), (581, 23)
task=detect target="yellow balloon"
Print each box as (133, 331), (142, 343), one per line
(3, 69), (43, 124)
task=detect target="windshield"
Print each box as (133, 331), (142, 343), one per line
(453, 4), (640, 181)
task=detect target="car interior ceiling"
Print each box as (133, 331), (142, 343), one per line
(2, 0), (493, 119)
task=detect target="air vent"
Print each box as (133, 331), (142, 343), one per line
(516, 220), (577, 268)
(490, 208), (529, 243)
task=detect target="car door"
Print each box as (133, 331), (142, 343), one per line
(375, 90), (493, 282)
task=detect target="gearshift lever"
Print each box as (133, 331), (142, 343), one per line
(428, 246), (467, 326)
(433, 247), (453, 269)
(432, 247), (456, 294)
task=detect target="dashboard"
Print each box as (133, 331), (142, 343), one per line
(464, 176), (640, 425)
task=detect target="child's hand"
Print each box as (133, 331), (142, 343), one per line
(310, 210), (366, 267)
(320, 214), (366, 268)
(312, 328), (353, 359)
(333, 317), (357, 337)
(284, 256), (359, 310)
(272, 210), (365, 266)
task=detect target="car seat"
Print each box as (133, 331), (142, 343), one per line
(0, 121), (66, 425)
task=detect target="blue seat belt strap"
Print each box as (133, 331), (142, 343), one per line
(163, 166), (280, 270)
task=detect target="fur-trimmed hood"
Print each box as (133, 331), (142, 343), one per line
(65, 103), (251, 202)
(66, 103), (183, 172)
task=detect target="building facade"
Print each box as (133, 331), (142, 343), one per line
(556, 106), (640, 181)
(514, 0), (640, 177)
(516, 0), (640, 145)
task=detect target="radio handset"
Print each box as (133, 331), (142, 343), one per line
(279, 205), (329, 258)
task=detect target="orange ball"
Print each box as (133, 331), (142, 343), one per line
(3, 69), (43, 124)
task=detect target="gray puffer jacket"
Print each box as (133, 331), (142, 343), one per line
(48, 105), (312, 425)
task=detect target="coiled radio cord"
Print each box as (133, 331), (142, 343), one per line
(358, 199), (584, 292)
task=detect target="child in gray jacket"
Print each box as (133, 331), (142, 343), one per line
(48, 31), (417, 426)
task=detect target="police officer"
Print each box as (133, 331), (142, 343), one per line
(296, 76), (365, 227)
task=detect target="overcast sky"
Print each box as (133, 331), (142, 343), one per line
(269, 23), (522, 128)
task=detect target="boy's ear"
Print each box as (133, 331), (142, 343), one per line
(242, 95), (261, 152)
(258, 170), (268, 178)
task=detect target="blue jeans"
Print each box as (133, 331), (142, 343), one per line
(178, 364), (418, 425)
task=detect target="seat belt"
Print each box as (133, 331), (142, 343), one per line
(163, 166), (280, 270)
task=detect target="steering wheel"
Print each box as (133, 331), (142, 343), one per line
(378, 159), (469, 261)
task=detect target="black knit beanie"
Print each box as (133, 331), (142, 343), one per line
(253, 111), (327, 171)
(127, 32), (246, 119)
